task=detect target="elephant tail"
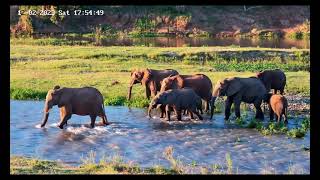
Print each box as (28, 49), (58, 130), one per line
(284, 106), (288, 123)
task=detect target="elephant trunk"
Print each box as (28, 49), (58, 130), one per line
(40, 113), (49, 127)
(127, 79), (135, 100)
(210, 97), (216, 120)
(210, 97), (217, 120)
(148, 104), (153, 118)
(40, 102), (52, 127)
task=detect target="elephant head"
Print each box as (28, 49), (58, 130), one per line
(211, 78), (242, 105)
(40, 85), (64, 127)
(127, 68), (152, 100)
(160, 75), (183, 92)
(147, 91), (173, 118)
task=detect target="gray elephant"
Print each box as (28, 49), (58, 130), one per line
(256, 69), (286, 94)
(40, 86), (109, 129)
(148, 88), (203, 121)
(211, 77), (267, 120)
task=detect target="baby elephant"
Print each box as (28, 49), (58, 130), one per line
(266, 94), (288, 123)
(148, 88), (203, 121)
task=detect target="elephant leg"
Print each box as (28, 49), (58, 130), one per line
(182, 109), (186, 115)
(277, 113), (282, 123)
(188, 110), (194, 119)
(274, 114), (279, 123)
(192, 108), (203, 120)
(174, 108), (182, 121)
(145, 85), (151, 100)
(283, 113), (288, 124)
(58, 106), (72, 129)
(160, 105), (165, 118)
(204, 101), (209, 112)
(58, 114), (72, 129)
(199, 107), (203, 114)
(99, 114), (109, 125)
(280, 88), (284, 95)
(90, 115), (97, 128)
(233, 99), (241, 119)
(165, 105), (171, 121)
(269, 105), (274, 121)
(254, 100), (264, 120)
(224, 97), (233, 121)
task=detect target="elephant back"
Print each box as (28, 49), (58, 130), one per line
(182, 74), (213, 101)
(242, 77), (267, 97)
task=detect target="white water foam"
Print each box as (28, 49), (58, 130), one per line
(49, 123), (59, 127)
(35, 124), (42, 128)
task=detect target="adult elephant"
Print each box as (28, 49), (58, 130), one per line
(127, 68), (179, 100)
(160, 74), (214, 119)
(211, 77), (267, 120)
(256, 69), (286, 94)
(40, 86), (109, 129)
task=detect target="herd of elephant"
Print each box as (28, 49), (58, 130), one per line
(39, 69), (287, 129)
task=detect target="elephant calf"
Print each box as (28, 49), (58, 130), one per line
(40, 86), (109, 129)
(265, 94), (288, 123)
(148, 88), (203, 121)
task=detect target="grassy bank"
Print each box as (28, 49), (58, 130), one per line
(10, 145), (308, 174)
(10, 146), (235, 174)
(10, 44), (310, 107)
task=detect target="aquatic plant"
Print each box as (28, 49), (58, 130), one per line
(163, 146), (184, 174)
(225, 153), (233, 174)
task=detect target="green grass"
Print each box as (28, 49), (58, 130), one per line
(244, 118), (310, 138)
(10, 147), (237, 174)
(10, 42), (310, 107)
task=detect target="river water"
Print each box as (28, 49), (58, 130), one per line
(10, 100), (310, 174)
(33, 34), (310, 49)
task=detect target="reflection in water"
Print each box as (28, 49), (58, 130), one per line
(10, 100), (310, 174)
(33, 34), (310, 49)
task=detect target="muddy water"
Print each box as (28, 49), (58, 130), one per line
(10, 100), (310, 174)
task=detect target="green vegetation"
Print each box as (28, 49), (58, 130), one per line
(11, 144), (308, 174)
(10, 42), (310, 107)
(245, 118), (310, 138)
(10, 147), (237, 174)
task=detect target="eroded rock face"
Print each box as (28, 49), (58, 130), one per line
(10, 6), (309, 37)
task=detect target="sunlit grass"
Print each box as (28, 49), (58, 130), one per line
(10, 43), (310, 107)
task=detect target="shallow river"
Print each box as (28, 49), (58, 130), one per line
(34, 34), (310, 49)
(10, 100), (310, 174)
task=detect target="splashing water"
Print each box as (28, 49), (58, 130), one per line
(10, 100), (310, 174)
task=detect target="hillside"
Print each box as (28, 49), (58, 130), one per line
(10, 6), (310, 38)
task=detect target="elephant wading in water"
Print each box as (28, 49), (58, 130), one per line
(160, 74), (214, 119)
(256, 69), (286, 94)
(40, 86), (109, 129)
(211, 77), (267, 121)
(127, 68), (179, 100)
(148, 88), (203, 121)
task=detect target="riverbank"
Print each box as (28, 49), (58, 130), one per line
(10, 146), (235, 174)
(10, 44), (310, 107)
(10, 145), (308, 174)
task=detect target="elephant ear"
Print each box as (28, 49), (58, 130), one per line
(56, 88), (71, 108)
(141, 69), (152, 86)
(226, 78), (242, 97)
(130, 68), (137, 77)
(53, 85), (60, 90)
(175, 75), (184, 88)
